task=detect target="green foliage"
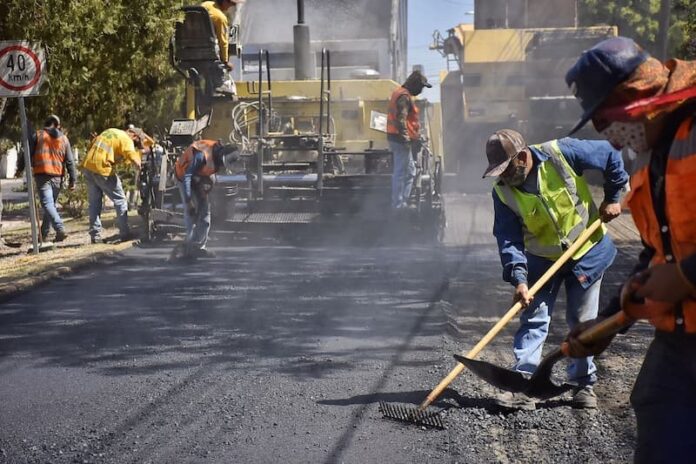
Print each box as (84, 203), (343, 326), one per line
(579, 0), (684, 57)
(676, 0), (696, 58)
(0, 1), (186, 140)
(61, 176), (88, 219)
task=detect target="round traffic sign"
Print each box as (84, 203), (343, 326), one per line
(0, 45), (42, 92)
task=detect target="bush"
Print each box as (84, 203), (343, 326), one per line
(61, 176), (88, 219)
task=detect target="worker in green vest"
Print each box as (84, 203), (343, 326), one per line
(483, 129), (628, 410)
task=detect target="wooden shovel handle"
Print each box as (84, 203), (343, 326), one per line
(419, 218), (603, 410)
(560, 311), (633, 356)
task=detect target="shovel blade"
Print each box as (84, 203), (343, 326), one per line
(453, 354), (530, 393)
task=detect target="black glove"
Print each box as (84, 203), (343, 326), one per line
(411, 139), (422, 159)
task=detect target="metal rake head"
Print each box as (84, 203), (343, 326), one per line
(379, 401), (445, 429)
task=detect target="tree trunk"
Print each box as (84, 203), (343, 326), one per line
(657, 0), (672, 60)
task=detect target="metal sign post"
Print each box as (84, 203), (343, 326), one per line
(0, 41), (48, 255)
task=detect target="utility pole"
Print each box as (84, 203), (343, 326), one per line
(657, 0), (672, 60)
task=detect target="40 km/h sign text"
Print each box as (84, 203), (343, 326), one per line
(0, 41), (47, 97)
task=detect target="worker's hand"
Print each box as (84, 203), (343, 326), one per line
(633, 264), (695, 304)
(513, 283), (533, 308)
(599, 201), (622, 223)
(563, 317), (615, 358)
(224, 61), (234, 71)
(186, 200), (196, 216)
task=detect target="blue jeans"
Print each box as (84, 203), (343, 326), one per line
(513, 268), (601, 385)
(82, 170), (129, 238)
(178, 182), (211, 249)
(631, 332), (696, 463)
(389, 140), (415, 209)
(36, 174), (64, 237)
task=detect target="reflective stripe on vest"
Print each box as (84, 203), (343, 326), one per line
(33, 130), (67, 176)
(386, 87), (420, 140)
(494, 140), (604, 260)
(175, 140), (218, 181)
(626, 115), (696, 333)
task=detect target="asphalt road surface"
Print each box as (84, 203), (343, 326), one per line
(0, 194), (651, 463)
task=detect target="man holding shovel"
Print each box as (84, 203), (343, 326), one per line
(564, 36), (696, 461)
(483, 129), (627, 410)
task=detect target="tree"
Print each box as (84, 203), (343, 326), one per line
(0, 1), (186, 140)
(579, 0), (685, 58)
(675, 0), (696, 57)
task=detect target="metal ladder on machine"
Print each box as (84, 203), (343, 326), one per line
(248, 49), (333, 201)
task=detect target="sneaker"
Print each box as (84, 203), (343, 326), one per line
(571, 386), (598, 409)
(495, 391), (536, 411)
(91, 234), (103, 244)
(55, 230), (68, 242)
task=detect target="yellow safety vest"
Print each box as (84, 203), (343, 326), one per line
(494, 140), (605, 260)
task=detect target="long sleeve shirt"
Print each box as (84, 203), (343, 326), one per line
(182, 149), (207, 201)
(202, 1), (230, 64)
(493, 138), (629, 289)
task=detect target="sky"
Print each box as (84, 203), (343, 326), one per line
(408, 0), (474, 101)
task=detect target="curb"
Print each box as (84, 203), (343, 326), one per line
(0, 241), (135, 304)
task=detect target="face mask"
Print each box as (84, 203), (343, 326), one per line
(503, 164), (527, 187)
(599, 122), (650, 154)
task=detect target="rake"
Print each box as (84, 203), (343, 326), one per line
(379, 219), (603, 428)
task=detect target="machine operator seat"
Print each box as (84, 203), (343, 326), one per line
(172, 6), (225, 92)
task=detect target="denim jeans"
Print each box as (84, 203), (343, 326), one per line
(631, 332), (696, 463)
(389, 140), (415, 209)
(35, 174), (65, 237)
(82, 170), (129, 238)
(178, 182), (211, 249)
(513, 267), (601, 385)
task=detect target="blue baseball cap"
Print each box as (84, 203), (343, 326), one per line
(565, 36), (649, 135)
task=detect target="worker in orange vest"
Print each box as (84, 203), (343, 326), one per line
(17, 114), (77, 242)
(386, 70), (431, 209)
(564, 37), (696, 461)
(174, 140), (236, 257)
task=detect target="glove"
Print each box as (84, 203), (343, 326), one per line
(186, 200), (197, 216)
(620, 271), (674, 320)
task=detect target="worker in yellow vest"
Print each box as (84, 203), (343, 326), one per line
(484, 129), (627, 410)
(17, 115), (77, 243)
(386, 70), (431, 209)
(174, 140), (236, 257)
(80, 127), (146, 244)
(564, 36), (696, 462)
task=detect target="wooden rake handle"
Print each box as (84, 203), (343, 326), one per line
(419, 218), (604, 410)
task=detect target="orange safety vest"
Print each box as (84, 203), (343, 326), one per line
(386, 87), (420, 141)
(175, 140), (218, 181)
(33, 130), (68, 176)
(626, 115), (696, 332)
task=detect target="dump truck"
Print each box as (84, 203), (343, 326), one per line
(431, 0), (617, 192)
(145, 0), (445, 243)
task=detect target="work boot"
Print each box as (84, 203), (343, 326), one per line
(91, 234), (103, 244)
(55, 230), (68, 242)
(494, 391), (536, 411)
(571, 386), (598, 409)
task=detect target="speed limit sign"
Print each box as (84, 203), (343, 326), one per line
(0, 41), (47, 97)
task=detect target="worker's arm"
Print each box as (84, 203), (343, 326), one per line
(17, 124), (37, 175)
(557, 138), (629, 203)
(183, 150), (206, 201)
(210, 9), (230, 64)
(395, 95), (411, 143)
(492, 190), (528, 287)
(63, 138), (77, 186)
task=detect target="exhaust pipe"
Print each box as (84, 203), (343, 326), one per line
(294, 0), (315, 80)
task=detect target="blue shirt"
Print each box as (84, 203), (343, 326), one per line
(492, 138), (629, 289)
(183, 149), (207, 200)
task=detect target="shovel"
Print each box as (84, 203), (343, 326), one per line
(454, 310), (633, 400)
(380, 219), (604, 427)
